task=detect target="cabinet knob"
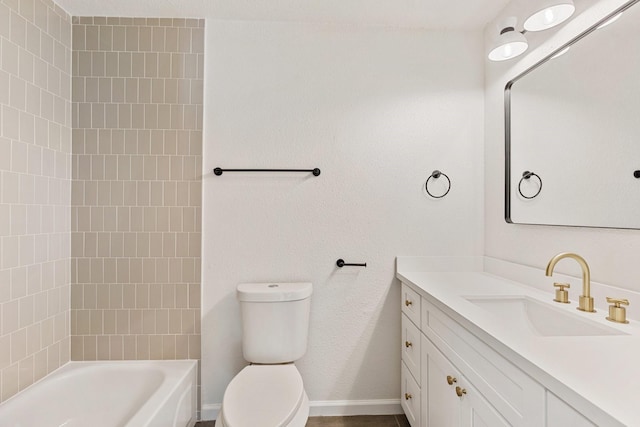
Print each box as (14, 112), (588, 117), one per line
(446, 375), (457, 385)
(405, 393), (412, 400)
(455, 386), (467, 397)
(405, 299), (413, 307)
(405, 341), (412, 348)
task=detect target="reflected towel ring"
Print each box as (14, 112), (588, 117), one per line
(425, 170), (451, 199)
(518, 171), (542, 199)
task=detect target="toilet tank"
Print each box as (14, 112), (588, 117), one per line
(237, 282), (312, 364)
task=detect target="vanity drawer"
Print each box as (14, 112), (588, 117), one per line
(421, 298), (545, 426)
(401, 313), (421, 385)
(401, 361), (421, 427)
(401, 282), (421, 327)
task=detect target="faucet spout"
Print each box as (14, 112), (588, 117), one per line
(545, 252), (595, 313)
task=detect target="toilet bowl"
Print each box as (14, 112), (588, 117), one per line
(218, 365), (309, 427)
(217, 282), (313, 427)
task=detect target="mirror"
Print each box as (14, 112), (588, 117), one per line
(505, 0), (640, 229)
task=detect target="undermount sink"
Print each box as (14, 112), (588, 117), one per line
(464, 296), (626, 337)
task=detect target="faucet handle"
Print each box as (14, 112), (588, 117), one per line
(606, 297), (629, 324)
(553, 282), (570, 304)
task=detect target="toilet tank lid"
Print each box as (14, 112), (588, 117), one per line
(237, 282), (312, 302)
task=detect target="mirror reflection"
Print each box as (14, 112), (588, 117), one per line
(505, 0), (640, 229)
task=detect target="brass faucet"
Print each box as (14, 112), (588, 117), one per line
(545, 253), (595, 313)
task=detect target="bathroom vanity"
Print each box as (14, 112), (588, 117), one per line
(397, 258), (640, 427)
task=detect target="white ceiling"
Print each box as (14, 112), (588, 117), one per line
(55, 0), (512, 30)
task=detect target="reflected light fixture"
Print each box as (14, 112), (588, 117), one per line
(524, 0), (575, 31)
(488, 17), (528, 62)
(597, 12), (622, 29)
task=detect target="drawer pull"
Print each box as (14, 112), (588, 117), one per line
(455, 386), (467, 397)
(446, 375), (457, 385)
(405, 341), (412, 348)
(405, 299), (413, 307)
(405, 393), (413, 400)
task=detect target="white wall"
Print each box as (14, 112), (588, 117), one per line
(201, 21), (485, 414)
(484, 0), (640, 301)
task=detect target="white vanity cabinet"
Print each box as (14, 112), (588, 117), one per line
(400, 281), (591, 427)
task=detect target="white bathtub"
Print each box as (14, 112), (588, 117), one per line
(0, 360), (197, 427)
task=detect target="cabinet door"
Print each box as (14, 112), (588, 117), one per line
(422, 336), (461, 427)
(459, 381), (510, 427)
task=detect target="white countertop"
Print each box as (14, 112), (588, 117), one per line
(396, 268), (640, 427)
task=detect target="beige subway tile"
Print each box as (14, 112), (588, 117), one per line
(130, 207), (143, 231)
(109, 283), (123, 309)
(97, 283), (110, 309)
(91, 258), (104, 284)
(83, 336), (96, 360)
(118, 104), (131, 129)
(175, 233), (189, 257)
(130, 309), (143, 334)
(2, 362), (20, 401)
(156, 309), (168, 334)
(83, 283), (96, 309)
(175, 335), (188, 359)
(116, 259), (130, 284)
(34, 349), (48, 382)
(149, 335), (162, 359)
(110, 336), (123, 360)
(19, 356), (35, 391)
(136, 335), (149, 359)
(91, 309), (103, 335)
(116, 207), (129, 232)
(97, 335), (110, 359)
(149, 233), (163, 257)
(116, 309), (129, 334)
(188, 335), (200, 359)
(75, 309), (90, 334)
(129, 259), (143, 285)
(110, 232), (123, 257)
(97, 232), (110, 258)
(165, 27), (178, 52)
(131, 103), (144, 128)
(188, 283), (200, 309)
(103, 309), (116, 334)
(138, 26), (151, 51)
(162, 335), (175, 360)
(142, 260), (155, 285)
(104, 259), (117, 283)
(123, 335), (136, 359)
(91, 51), (105, 77)
(142, 309), (155, 334)
(154, 263), (169, 286)
(99, 26), (112, 51)
(138, 78), (151, 103)
(132, 52), (144, 78)
(124, 26), (138, 51)
(118, 52), (131, 77)
(123, 232), (137, 257)
(143, 207), (156, 231)
(112, 25), (125, 50)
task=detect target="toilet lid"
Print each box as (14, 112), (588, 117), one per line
(222, 365), (304, 427)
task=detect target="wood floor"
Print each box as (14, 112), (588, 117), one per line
(195, 414), (411, 427)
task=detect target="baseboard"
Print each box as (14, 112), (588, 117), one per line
(309, 399), (402, 417)
(200, 399), (402, 421)
(201, 403), (221, 421)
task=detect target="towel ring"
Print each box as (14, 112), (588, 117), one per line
(518, 171), (542, 199)
(425, 170), (451, 199)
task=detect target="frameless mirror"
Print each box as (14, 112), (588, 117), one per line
(505, 0), (640, 229)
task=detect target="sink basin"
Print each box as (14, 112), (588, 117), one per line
(464, 296), (626, 337)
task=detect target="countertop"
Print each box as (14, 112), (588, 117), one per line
(396, 268), (640, 427)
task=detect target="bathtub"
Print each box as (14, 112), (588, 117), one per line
(0, 360), (197, 427)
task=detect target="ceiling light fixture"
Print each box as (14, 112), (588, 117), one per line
(524, 0), (576, 32)
(488, 17), (529, 62)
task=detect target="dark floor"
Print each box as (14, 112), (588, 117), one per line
(195, 414), (410, 427)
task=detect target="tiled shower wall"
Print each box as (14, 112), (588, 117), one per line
(0, 0), (72, 402)
(70, 18), (203, 363)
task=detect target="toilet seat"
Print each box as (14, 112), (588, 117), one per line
(221, 364), (305, 427)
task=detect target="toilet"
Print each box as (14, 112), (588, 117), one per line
(217, 282), (313, 427)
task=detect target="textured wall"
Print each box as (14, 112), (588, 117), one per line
(69, 17), (203, 365)
(484, 0), (640, 299)
(201, 21), (485, 416)
(0, 0), (72, 403)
